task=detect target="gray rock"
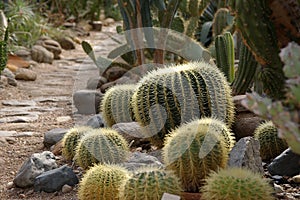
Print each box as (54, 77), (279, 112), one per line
(85, 114), (104, 128)
(31, 45), (54, 64)
(103, 66), (128, 82)
(34, 165), (78, 193)
(267, 148), (300, 176)
(44, 128), (68, 147)
(2, 68), (15, 79)
(121, 152), (163, 171)
(14, 47), (31, 60)
(2, 99), (36, 106)
(15, 68), (37, 81)
(42, 39), (62, 59)
(0, 75), (8, 86)
(57, 37), (76, 50)
(0, 131), (18, 137)
(61, 184), (73, 193)
(73, 90), (103, 114)
(13, 151), (57, 188)
(228, 136), (264, 173)
(0, 114), (39, 123)
(112, 122), (150, 147)
(86, 76), (107, 89)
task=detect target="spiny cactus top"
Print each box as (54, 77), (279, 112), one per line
(78, 164), (130, 200)
(201, 167), (275, 200)
(100, 84), (136, 127)
(132, 61), (235, 147)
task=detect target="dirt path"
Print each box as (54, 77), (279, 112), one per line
(0, 24), (120, 199)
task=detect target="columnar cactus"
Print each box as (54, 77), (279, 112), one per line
(100, 84), (136, 127)
(212, 8), (232, 37)
(163, 118), (234, 192)
(254, 121), (288, 161)
(232, 41), (259, 95)
(62, 126), (93, 161)
(215, 32), (235, 83)
(78, 164), (130, 200)
(132, 61), (235, 147)
(201, 167), (275, 200)
(121, 167), (182, 200)
(74, 128), (129, 169)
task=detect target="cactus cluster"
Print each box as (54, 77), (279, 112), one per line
(163, 118), (235, 192)
(78, 164), (130, 200)
(101, 84), (136, 127)
(61, 126), (93, 161)
(254, 121), (288, 161)
(132, 61), (235, 147)
(212, 8), (233, 37)
(121, 167), (182, 200)
(74, 128), (129, 169)
(201, 167), (275, 200)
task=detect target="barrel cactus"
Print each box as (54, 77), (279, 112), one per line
(78, 164), (130, 200)
(201, 167), (275, 200)
(254, 121), (288, 161)
(62, 126), (94, 161)
(74, 128), (129, 169)
(121, 167), (182, 200)
(132, 61), (235, 147)
(101, 84), (136, 127)
(163, 118), (234, 192)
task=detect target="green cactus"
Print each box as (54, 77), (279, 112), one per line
(121, 167), (182, 200)
(61, 126), (94, 161)
(215, 32), (235, 83)
(132, 61), (235, 147)
(201, 167), (275, 200)
(0, 10), (8, 77)
(254, 121), (288, 161)
(212, 8), (232, 37)
(78, 164), (130, 200)
(232, 41), (259, 95)
(162, 118), (234, 192)
(101, 84), (136, 127)
(228, 0), (285, 99)
(242, 42), (300, 155)
(74, 128), (129, 169)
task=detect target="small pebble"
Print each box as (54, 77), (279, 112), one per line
(6, 182), (14, 189)
(274, 183), (284, 193)
(25, 189), (34, 195)
(62, 184), (73, 193)
(291, 174), (300, 183)
(6, 137), (16, 144)
(135, 147), (142, 152)
(19, 194), (26, 198)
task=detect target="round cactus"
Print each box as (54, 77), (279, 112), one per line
(100, 84), (136, 127)
(254, 121), (288, 161)
(78, 164), (130, 200)
(201, 167), (275, 200)
(121, 167), (182, 200)
(131, 61), (235, 147)
(163, 118), (234, 192)
(61, 126), (94, 161)
(74, 128), (129, 169)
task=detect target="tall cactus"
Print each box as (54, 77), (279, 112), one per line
(215, 32), (235, 83)
(131, 61), (235, 147)
(228, 0), (285, 99)
(100, 84), (136, 127)
(232, 41), (259, 95)
(212, 8), (232, 37)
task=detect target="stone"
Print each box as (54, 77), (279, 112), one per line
(6, 182), (14, 189)
(13, 151), (57, 188)
(274, 183), (284, 193)
(86, 76), (107, 89)
(34, 165), (78, 193)
(2, 99), (36, 107)
(44, 128), (68, 147)
(14, 47), (31, 60)
(161, 193), (181, 200)
(57, 37), (76, 50)
(0, 114), (39, 123)
(51, 140), (63, 156)
(31, 45), (54, 64)
(228, 136), (264, 173)
(2, 68), (17, 86)
(268, 148), (300, 176)
(0, 75), (8, 86)
(103, 18), (115, 26)
(85, 114), (104, 128)
(42, 39), (62, 59)
(0, 131), (18, 137)
(291, 175), (300, 183)
(102, 66), (128, 82)
(73, 90), (103, 114)
(61, 184), (73, 193)
(112, 122), (150, 147)
(232, 112), (264, 140)
(15, 68), (37, 81)
(121, 152), (163, 171)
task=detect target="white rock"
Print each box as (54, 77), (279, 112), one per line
(292, 174), (300, 183)
(62, 184), (73, 193)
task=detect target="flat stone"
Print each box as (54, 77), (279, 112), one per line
(85, 114), (104, 128)
(31, 45), (54, 64)
(0, 114), (39, 123)
(34, 165), (78, 193)
(121, 152), (163, 171)
(0, 131), (18, 137)
(228, 136), (264, 173)
(13, 151), (57, 188)
(15, 68), (37, 81)
(267, 148), (300, 176)
(44, 128), (68, 147)
(2, 100), (36, 107)
(73, 90), (103, 114)
(34, 96), (70, 103)
(57, 37), (76, 50)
